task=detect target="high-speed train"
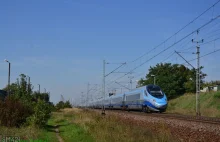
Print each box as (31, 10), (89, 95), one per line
(89, 84), (168, 112)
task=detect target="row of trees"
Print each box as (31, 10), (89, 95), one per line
(56, 100), (72, 110)
(138, 63), (207, 99)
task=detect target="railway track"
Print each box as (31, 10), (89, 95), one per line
(145, 112), (220, 125)
(93, 108), (220, 125)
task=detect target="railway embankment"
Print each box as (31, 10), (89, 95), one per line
(167, 91), (220, 117)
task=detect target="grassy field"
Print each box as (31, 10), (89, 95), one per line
(0, 108), (174, 142)
(167, 91), (220, 117)
(56, 108), (174, 142)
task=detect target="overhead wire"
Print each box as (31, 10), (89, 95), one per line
(161, 52), (176, 62)
(112, 1), (220, 90)
(85, 1), (220, 103)
(105, 15), (220, 87)
(129, 0), (220, 63)
(91, 20), (220, 101)
(178, 34), (220, 52)
(183, 48), (220, 64)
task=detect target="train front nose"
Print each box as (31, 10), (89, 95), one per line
(158, 104), (167, 109)
(155, 102), (167, 110)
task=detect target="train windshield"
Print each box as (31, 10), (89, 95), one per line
(147, 85), (164, 98)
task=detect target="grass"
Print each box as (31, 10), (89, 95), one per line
(0, 107), (178, 142)
(48, 110), (94, 142)
(167, 91), (220, 117)
(0, 125), (58, 142)
(0, 110), (93, 142)
(56, 108), (175, 142)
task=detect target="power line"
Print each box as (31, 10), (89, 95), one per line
(179, 36), (220, 51)
(205, 32), (220, 40)
(105, 62), (126, 77)
(106, 15), (220, 87)
(186, 48), (220, 63)
(175, 51), (195, 69)
(138, 16), (220, 68)
(200, 20), (220, 35)
(201, 37), (220, 45)
(90, 1), (220, 102)
(92, 19), (220, 100)
(92, 47), (220, 101)
(130, 0), (220, 63)
(204, 28), (220, 37)
(160, 51), (175, 62)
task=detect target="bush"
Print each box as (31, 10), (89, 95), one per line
(64, 101), (72, 108)
(0, 97), (33, 127)
(1, 74), (53, 128)
(56, 101), (65, 110)
(56, 101), (72, 110)
(214, 92), (220, 99)
(27, 100), (51, 127)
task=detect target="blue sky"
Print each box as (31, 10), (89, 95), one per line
(1, 0), (220, 104)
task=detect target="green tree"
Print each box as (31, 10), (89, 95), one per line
(64, 100), (72, 108)
(56, 100), (72, 110)
(32, 92), (50, 103)
(138, 63), (206, 99)
(56, 101), (65, 110)
(3, 74), (33, 103)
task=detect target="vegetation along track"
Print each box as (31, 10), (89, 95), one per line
(95, 109), (220, 125)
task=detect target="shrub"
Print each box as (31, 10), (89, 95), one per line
(0, 97), (33, 127)
(27, 100), (51, 127)
(56, 101), (65, 110)
(56, 101), (72, 110)
(64, 101), (72, 108)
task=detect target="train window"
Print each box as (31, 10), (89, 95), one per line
(147, 85), (164, 98)
(144, 90), (148, 96)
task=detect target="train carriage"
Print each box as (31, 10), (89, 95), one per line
(91, 84), (167, 112)
(110, 94), (124, 109)
(124, 88), (145, 110)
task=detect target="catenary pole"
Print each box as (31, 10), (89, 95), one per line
(192, 30), (203, 116)
(87, 84), (89, 107)
(102, 60), (106, 115)
(4, 59), (11, 95)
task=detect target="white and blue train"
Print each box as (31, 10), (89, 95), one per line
(89, 84), (168, 112)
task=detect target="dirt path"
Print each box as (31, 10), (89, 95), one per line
(54, 125), (64, 142)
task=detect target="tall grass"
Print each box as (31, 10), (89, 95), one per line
(167, 91), (220, 117)
(59, 108), (174, 142)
